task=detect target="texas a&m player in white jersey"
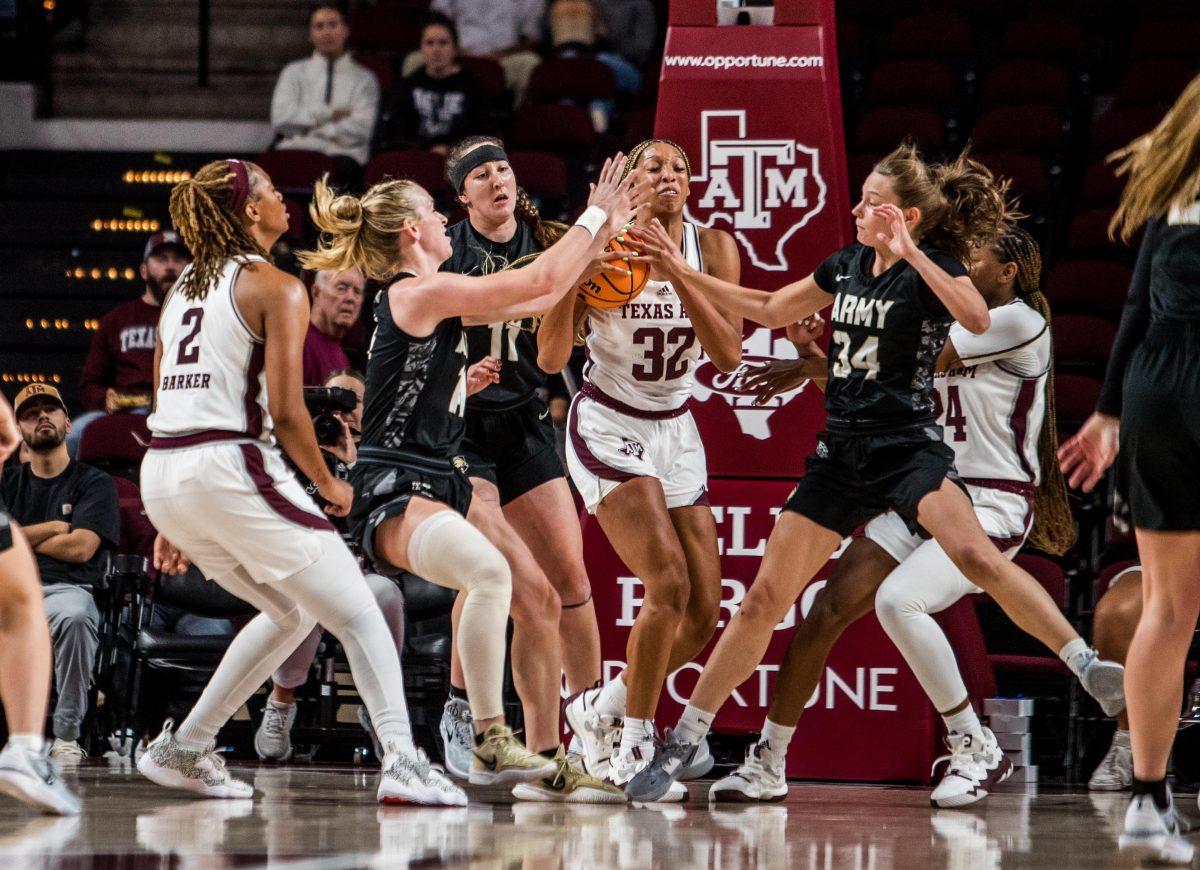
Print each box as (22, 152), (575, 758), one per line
(539, 139), (752, 798)
(137, 159), (465, 807)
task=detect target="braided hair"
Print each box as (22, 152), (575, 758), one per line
(991, 227), (1075, 556)
(444, 135), (568, 249)
(623, 138), (693, 179)
(169, 160), (273, 301)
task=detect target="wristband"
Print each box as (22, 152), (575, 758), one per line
(573, 206), (607, 239)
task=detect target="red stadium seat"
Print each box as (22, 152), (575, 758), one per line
(283, 197), (307, 243)
(458, 56), (507, 102)
(980, 555), (1071, 677)
(77, 413), (150, 469)
(972, 105), (1064, 156)
(622, 105), (657, 149)
(353, 51), (395, 98)
(1130, 20), (1200, 60)
(980, 60), (1071, 109)
(846, 152), (884, 191)
(114, 475), (155, 560)
(508, 104), (596, 151)
(1051, 314), (1117, 368)
(853, 106), (943, 152)
(885, 13), (972, 59)
(364, 149), (449, 194)
(865, 60), (956, 109)
(1054, 373), (1102, 426)
(1116, 61), (1198, 109)
(1080, 159), (1124, 207)
(1065, 207), (1131, 259)
(973, 151), (1047, 210)
(1092, 107), (1160, 157)
(507, 151), (568, 200)
(526, 57), (616, 105)
(1001, 13), (1090, 61)
(1015, 553), (1068, 608)
(254, 149), (337, 196)
(1044, 259), (1131, 314)
(347, 7), (421, 55)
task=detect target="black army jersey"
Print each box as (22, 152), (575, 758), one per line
(813, 242), (968, 432)
(441, 218), (545, 411)
(360, 273), (468, 460)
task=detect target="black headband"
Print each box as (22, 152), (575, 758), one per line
(450, 145), (509, 193)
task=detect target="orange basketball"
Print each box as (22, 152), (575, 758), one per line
(575, 237), (650, 309)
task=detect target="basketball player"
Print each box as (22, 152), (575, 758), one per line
(539, 139), (744, 799)
(0, 393), (79, 815)
(299, 155), (642, 800)
(433, 136), (609, 781)
(623, 143), (1124, 802)
(1058, 74), (1200, 864)
(711, 227), (1118, 808)
(135, 159), (465, 806)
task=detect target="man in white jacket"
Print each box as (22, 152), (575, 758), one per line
(271, 3), (379, 176)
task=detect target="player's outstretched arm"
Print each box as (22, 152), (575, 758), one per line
(537, 294), (589, 375)
(670, 228), (743, 372)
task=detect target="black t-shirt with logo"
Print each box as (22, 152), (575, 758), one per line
(813, 242), (968, 433)
(0, 460), (120, 587)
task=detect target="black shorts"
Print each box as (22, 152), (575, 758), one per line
(1120, 322), (1200, 531)
(783, 425), (965, 538)
(460, 396), (565, 505)
(350, 451), (474, 573)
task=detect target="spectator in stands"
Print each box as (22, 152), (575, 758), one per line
(546, 0), (641, 131)
(69, 232), (190, 457)
(427, 0), (545, 104)
(379, 14), (485, 155)
(270, 2), (380, 180)
(303, 267), (365, 385)
(596, 0), (657, 67)
(1, 385), (119, 763)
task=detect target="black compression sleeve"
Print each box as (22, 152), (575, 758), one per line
(1097, 219), (1157, 417)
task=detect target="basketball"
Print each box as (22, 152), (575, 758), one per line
(575, 237), (650, 309)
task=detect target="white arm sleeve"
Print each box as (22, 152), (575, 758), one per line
(948, 302), (1049, 375)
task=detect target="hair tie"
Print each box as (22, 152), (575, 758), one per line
(228, 159), (251, 214)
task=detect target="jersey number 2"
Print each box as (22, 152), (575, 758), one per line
(632, 327), (695, 382)
(176, 308), (204, 365)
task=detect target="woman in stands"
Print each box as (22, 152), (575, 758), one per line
(0, 393), (79, 816)
(710, 227), (1119, 809)
(1059, 74), (1200, 865)
(301, 154), (642, 801)
(622, 143), (1125, 802)
(538, 139), (744, 798)
(136, 158), (465, 806)
(433, 135), (611, 780)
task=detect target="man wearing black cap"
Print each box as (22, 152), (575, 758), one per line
(1, 384), (119, 763)
(69, 232), (191, 457)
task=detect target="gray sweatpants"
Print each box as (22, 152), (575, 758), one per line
(43, 582), (101, 741)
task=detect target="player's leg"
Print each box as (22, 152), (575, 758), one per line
(255, 626), (320, 762)
(1089, 568), (1140, 791)
(0, 519), (78, 815)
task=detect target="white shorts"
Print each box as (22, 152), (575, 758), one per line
(565, 390), (708, 514)
(863, 482), (1034, 590)
(141, 439), (334, 585)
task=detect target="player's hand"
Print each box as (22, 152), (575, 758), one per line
(1058, 412), (1120, 493)
(324, 417), (357, 465)
(740, 359), (810, 406)
(585, 153), (651, 236)
(467, 356), (502, 396)
(318, 477), (353, 517)
(153, 533), (192, 575)
(0, 396), (20, 461)
(579, 249), (636, 281)
(105, 388), (121, 414)
(873, 203), (919, 260)
(626, 220), (688, 281)
(787, 314), (825, 347)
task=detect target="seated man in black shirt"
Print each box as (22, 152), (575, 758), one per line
(379, 13), (485, 155)
(1, 385), (120, 763)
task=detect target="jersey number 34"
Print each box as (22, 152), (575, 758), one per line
(830, 331), (879, 380)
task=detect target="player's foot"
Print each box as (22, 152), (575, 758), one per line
(357, 706), (384, 762)
(929, 728), (1012, 809)
(624, 730), (697, 804)
(1089, 730), (1132, 792)
(254, 699), (296, 762)
(378, 746), (468, 806)
(679, 736), (714, 781)
(0, 743), (80, 815)
(439, 696), (474, 780)
(137, 721), (254, 799)
(511, 747), (626, 804)
(48, 740), (86, 766)
(709, 740), (788, 803)
(610, 744), (687, 803)
(469, 724), (557, 786)
(562, 683), (621, 780)
(1119, 793), (1194, 865)
(1077, 650), (1126, 717)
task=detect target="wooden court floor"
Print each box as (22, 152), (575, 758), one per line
(0, 760), (1176, 868)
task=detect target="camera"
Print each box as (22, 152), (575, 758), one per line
(303, 386), (358, 447)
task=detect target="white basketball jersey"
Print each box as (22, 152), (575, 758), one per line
(582, 222), (705, 412)
(150, 256), (274, 443)
(934, 301), (1050, 484)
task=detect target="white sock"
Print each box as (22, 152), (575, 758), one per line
(942, 706), (984, 741)
(595, 674), (627, 719)
(675, 704), (714, 746)
(760, 719), (795, 756)
(1059, 638), (1092, 678)
(6, 733), (45, 754)
(619, 716), (655, 757)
